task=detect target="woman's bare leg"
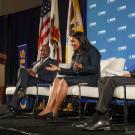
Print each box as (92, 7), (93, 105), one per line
(52, 79), (68, 114)
(38, 78), (61, 115)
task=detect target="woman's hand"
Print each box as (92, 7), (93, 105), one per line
(45, 64), (61, 71)
(72, 62), (82, 71)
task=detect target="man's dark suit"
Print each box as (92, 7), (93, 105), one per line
(96, 71), (135, 113)
(9, 57), (57, 110)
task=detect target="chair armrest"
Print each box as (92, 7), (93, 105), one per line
(122, 82), (135, 104)
(79, 83), (97, 87)
(123, 82), (135, 86)
(78, 83), (88, 86)
(37, 83), (51, 87)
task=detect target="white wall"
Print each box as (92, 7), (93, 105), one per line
(0, 0), (42, 16)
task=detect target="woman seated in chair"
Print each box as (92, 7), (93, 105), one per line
(37, 31), (101, 119)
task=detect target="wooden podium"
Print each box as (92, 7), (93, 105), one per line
(0, 53), (7, 104)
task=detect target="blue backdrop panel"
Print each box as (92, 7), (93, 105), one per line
(87, 0), (135, 70)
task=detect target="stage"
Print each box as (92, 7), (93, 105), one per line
(0, 115), (135, 135)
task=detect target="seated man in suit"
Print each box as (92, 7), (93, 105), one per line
(0, 45), (58, 119)
(75, 71), (135, 130)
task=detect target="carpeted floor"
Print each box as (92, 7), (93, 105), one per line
(0, 115), (135, 135)
(0, 104), (135, 135)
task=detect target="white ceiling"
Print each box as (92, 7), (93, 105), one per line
(0, 0), (42, 16)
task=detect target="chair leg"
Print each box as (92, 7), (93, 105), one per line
(83, 102), (88, 116)
(78, 84), (81, 121)
(123, 83), (135, 134)
(32, 95), (39, 114)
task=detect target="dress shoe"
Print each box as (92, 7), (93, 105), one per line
(72, 116), (94, 128)
(35, 112), (53, 120)
(82, 120), (111, 131)
(72, 120), (88, 128)
(0, 110), (15, 119)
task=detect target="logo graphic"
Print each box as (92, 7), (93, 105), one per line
(89, 22), (96, 27)
(128, 13), (135, 18)
(107, 37), (116, 42)
(107, 0), (115, 4)
(117, 5), (127, 11)
(89, 4), (96, 9)
(97, 30), (106, 35)
(107, 17), (116, 23)
(20, 98), (27, 110)
(97, 11), (106, 16)
(117, 46), (127, 51)
(128, 34), (135, 39)
(99, 49), (106, 53)
(117, 25), (126, 32)
(91, 40), (96, 45)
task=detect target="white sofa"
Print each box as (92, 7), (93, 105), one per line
(6, 57), (130, 99)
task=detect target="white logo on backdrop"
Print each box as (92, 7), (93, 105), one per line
(128, 34), (135, 39)
(107, 0), (115, 4)
(117, 46), (127, 51)
(107, 17), (116, 23)
(117, 5), (127, 11)
(129, 55), (135, 59)
(97, 30), (106, 35)
(89, 4), (96, 9)
(107, 37), (116, 42)
(117, 25), (127, 31)
(99, 49), (106, 53)
(89, 22), (96, 27)
(91, 40), (96, 45)
(128, 13), (135, 18)
(97, 11), (106, 16)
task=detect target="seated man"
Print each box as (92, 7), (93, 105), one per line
(75, 70), (135, 130)
(0, 45), (58, 119)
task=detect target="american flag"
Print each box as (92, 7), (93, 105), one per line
(37, 0), (51, 60)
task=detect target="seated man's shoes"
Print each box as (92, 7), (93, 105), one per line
(72, 111), (101, 128)
(82, 120), (111, 131)
(0, 110), (15, 119)
(72, 120), (88, 128)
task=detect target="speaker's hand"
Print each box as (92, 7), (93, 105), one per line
(27, 69), (36, 77)
(45, 64), (61, 71)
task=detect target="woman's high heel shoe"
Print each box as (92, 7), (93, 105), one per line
(35, 112), (53, 120)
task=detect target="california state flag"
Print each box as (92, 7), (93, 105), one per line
(49, 0), (62, 63)
(65, 0), (84, 63)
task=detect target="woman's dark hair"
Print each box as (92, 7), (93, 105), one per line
(71, 31), (92, 53)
